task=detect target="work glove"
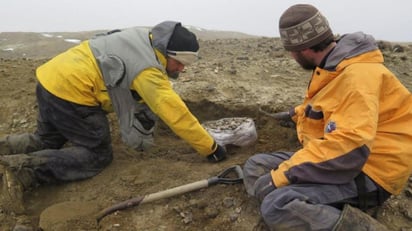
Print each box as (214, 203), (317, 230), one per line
(134, 106), (157, 130)
(276, 112), (295, 128)
(254, 173), (277, 202)
(259, 108), (295, 128)
(206, 144), (227, 162)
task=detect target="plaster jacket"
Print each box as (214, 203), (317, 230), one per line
(271, 32), (412, 195)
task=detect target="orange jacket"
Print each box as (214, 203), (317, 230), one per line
(272, 33), (412, 195)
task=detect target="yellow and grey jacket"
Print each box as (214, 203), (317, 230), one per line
(271, 32), (412, 195)
(36, 22), (217, 156)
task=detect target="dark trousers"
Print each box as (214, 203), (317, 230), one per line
(27, 83), (113, 183)
(243, 152), (391, 230)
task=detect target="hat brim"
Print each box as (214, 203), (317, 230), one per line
(167, 50), (199, 66)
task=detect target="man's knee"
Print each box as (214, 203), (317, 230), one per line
(0, 134), (44, 155)
(244, 154), (271, 174)
(243, 155), (267, 195)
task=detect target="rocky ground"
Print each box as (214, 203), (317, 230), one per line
(0, 32), (412, 230)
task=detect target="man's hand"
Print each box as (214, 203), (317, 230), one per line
(269, 111), (289, 120)
(254, 173), (277, 202)
(259, 108), (295, 128)
(207, 144), (226, 162)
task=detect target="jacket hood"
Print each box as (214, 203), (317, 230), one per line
(324, 32), (379, 70)
(151, 21), (181, 57)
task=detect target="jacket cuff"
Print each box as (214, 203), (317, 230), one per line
(271, 169), (289, 188)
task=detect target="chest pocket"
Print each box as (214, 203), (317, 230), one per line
(299, 104), (325, 144)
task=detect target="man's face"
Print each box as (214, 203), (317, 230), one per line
(290, 50), (316, 70)
(166, 58), (185, 79)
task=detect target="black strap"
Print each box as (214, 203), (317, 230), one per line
(130, 90), (142, 101)
(376, 185), (390, 206)
(354, 173), (368, 211)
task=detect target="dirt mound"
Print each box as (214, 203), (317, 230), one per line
(0, 36), (411, 230)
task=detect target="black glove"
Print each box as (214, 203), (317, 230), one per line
(207, 144), (227, 162)
(279, 119), (295, 128)
(271, 112), (295, 128)
(259, 108), (295, 128)
(254, 173), (277, 202)
(134, 105), (157, 130)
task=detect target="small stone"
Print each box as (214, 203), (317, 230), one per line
(180, 212), (193, 224)
(405, 188), (412, 198)
(13, 225), (33, 231)
(229, 213), (239, 222)
(172, 206), (182, 213)
(223, 197), (235, 208)
(205, 206), (219, 218)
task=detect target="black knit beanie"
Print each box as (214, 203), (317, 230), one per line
(167, 25), (199, 52)
(279, 4), (333, 51)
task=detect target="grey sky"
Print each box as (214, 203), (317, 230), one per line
(1, 0), (411, 42)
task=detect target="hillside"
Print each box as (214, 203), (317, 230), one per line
(0, 27), (257, 59)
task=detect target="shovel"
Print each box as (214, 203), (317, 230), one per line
(95, 165), (244, 222)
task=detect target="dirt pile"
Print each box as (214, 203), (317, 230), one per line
(0, 35), (411, 230)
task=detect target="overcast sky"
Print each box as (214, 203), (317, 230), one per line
(1, 0), (411, 42)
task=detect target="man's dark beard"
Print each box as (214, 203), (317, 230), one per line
(295, 52), (316, 70)
(167, 71), (179, 79)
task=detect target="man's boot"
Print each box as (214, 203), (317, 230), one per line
(0, 154), (45, 214)
(1, 165), (27, 214)
(333, 204), (389, 231)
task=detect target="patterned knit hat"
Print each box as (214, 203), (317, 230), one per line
(279, 4), (333, 51)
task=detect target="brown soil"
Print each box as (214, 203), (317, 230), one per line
(0, 35), (411, 231)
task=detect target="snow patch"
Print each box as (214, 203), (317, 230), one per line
(64, 39), (81, 44)
(41, 33), (54, 38)
(185, 25), (203, 31)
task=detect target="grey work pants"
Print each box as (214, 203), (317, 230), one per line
(2, 83), (113, 184)
(243, 152), (386, 231)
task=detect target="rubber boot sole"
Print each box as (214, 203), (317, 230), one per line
(0, 164), (25, 214)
